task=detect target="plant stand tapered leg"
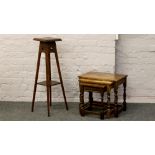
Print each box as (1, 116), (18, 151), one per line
(48, 52), (52, 107)
(54, 46), (68, 110)
(31, 47), (42, 112)
(45, 51), (51, 117)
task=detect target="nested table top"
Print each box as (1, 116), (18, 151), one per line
(79, 72), (127, 83)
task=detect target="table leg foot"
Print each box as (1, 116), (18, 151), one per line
(100, 112), (104, 120)
(79, 105), (85, 117)
(123, 78), (127, 111)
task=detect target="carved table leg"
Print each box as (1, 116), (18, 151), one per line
(79, 85), (85, 116)
(101, 92), (104, 104)
(123, 78), (127, 111)
(100, 92), (105, 120)
(107, 86), (111, 118)
(101, 92), (105, 111)
(114, 84), (118, 117)
(89, 91), (93, 110)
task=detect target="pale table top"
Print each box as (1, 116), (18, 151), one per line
(79, 72), (127, 82)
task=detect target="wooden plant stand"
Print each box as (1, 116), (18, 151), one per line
(31, 37), (68, 117)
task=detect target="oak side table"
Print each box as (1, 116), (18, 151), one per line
(79, 72), (128, 119)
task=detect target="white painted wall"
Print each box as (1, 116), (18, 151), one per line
(116, 34), (155, 103)
(0, 34), (116, 102)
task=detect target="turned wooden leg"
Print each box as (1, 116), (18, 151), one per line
(100, 111), (104, 120)
(55, 49), (68, 110)
(79, 85), (85, 116)
(107, 86), (111, 118)
(45, 52), (51, 117)
(100, 92), (105, 120)
(101, 91), (105, 109)
(114, 84), (118, 117)
(123, 78), (127, 111)
(89, 91), (93, 110)
(101, 92), (104, 104)
(31, 46), (42, 112)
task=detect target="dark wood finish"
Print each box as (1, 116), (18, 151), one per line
(79, 82), (108, 120)
(54, 43), (68, 110)
(79, 84), (85, 116)
(107, 85), (111, 118)
(89, 92), (93, 110)
(49, 52), (52, 107)
(31, 37), (68, 116)
(31, 44), (42, 112)
(34, 37), (62, 42)
(101, 92), (104, 104)
(45, 51), (51, 116)
(114, 84), (118, 117)
(123, 77), (127, 111)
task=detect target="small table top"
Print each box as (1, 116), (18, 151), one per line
(33, 37), (62, 42)
(79, 72), (127, 83)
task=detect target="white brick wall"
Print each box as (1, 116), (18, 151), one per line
(116, 34), (155, 103)
(0, 34), (116, 102)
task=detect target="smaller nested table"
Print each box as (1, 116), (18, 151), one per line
(79, 72), (128, 119)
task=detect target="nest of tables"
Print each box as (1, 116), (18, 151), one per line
(79, 72), (128, 120)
